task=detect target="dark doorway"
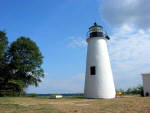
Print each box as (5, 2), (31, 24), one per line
(146, 92), (149, 96)
(90, 66), (96, 75)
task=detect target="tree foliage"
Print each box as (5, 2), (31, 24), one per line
(117, 85), (144, 96)
(0, 31), (9, 96)
(8, 37), (44, 87)
(0, 31), (44, 96)
(0, 31), (8, 76)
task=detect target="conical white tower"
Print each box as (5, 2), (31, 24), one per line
(84, 23), (116, 99)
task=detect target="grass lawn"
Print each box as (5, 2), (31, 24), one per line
(0, 95), (150, 113)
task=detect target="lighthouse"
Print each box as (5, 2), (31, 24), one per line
(84, 22), (116, 99)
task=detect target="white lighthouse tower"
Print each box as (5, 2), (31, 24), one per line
(84, 22), (116, 99)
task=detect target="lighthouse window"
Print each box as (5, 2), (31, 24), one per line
(90, 66), (96, 75)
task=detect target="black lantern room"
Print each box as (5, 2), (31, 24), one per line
(88, 22), (110, 40)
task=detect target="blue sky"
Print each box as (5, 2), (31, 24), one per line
(1, 0), (150, 93)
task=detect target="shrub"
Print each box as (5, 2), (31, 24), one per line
(28, 93), (38, 97)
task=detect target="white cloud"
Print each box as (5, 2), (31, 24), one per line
(99, 0), (150, 89)
(68, 36), (87, 48)
(100, 0), (150, 29)
(107, 25), (150, 89)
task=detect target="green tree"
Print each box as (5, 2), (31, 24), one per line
(126, 88), (132, 95)
(137, 85), (144, 96)
(7, 80), (25, 96)
(8, 37), (44, 88)
(0, 31), (8, 75)
(0, 31), (8, 59)
(0, 33), (44, 96)
(124, 85), (144, 96)
(131, 88), (138, 94)
(0, 31), (9, 95)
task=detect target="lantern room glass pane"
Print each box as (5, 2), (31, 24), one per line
(89, 27), (103, 33)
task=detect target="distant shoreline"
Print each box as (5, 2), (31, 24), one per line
(26, 93), (83, 97)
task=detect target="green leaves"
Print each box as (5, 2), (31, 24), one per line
(0, 31), (44, 96)
(0, 31), (8, 67)
(117, 85), (144, 96)
(8, 37), (44, 87)
(0, 31), (8, 53)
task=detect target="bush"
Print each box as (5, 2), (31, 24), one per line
(117, 85), (144, 96)
(28, 93), (38, 97)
